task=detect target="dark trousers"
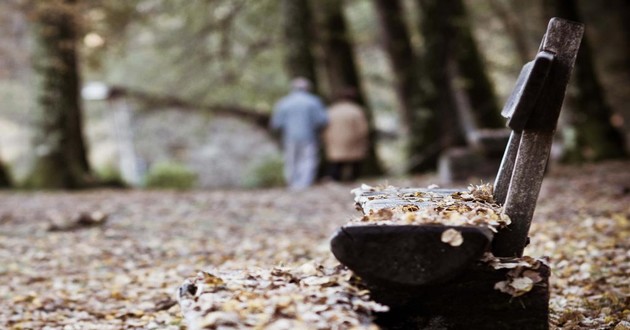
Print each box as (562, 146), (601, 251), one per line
(328, 161), (361, 182)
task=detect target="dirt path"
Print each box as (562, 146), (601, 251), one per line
(0, 161), (628, 329)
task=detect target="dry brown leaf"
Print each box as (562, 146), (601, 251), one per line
(441, 228), (464, 247)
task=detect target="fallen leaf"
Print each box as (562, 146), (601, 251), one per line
(441, 228), (464, 247)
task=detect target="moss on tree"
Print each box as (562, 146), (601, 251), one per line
(26, 0), (93, 189)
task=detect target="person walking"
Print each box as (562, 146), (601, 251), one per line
(323, 88), (369, 182)
(271, 77), (328, 190)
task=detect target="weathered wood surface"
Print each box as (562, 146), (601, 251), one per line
(331, 225), (493, 287)
(501, 52), (554, 132)
(493, 19), (584, 257)
(493, 131), (555, 256)
(493, 131), (521, 205)
(494, 50), (554, 205)
(525, 19), (584, 132)
(354, 188), (459, 213)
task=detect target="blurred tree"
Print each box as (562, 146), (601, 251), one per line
(0, 160), (10, 188)
(396, 0), (503, 172)
(373, 0), (439, 172)
(413, 0), (459, 172)
(547, 0), (627, 161)
(374, 0), (503, 172)
(419, 0), (502, 129)
(573, 0), (630, 152)
(26, 0), (93, 188)
(317, 0), (382, 175)
(0, 1), (30, 81)
(373, 0), (423, 130)
(78, 0), (285, 110)
(487, 0), (532, 64)
(281, 0), (319, 92)
(109, 86), (270, 128)
(318, 0), (366, 103)
(621, 1), (630, 76)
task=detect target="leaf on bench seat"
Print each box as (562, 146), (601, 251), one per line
(441, 228), (464, 246)
(349, 184), (510, 233)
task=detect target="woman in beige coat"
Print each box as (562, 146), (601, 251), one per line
(323, 89), (369, 182)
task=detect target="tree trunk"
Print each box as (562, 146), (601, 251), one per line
(406, 0), (502, 172)
(488, 0), (532, 65)
(27, 0), (92, 189)
(411, 0), (461, 172)
(317, 0), (365, 104)
(0, 159), (10, 188)
(446, 0), (503, 128)
(317, 0), (383, 176)
(281, 0), (319, 93)
(373, 0), (440, 172)
(549, 0), (627, 161)
(615, 0), (630, 77)
(373, 0), (423, 129)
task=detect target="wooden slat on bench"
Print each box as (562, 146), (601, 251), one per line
(331, 224), (493, 287)
(494, 51), (554, 204)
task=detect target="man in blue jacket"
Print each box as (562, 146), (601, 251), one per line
(271, 77), (328, 190)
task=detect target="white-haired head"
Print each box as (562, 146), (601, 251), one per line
(291, 77), (312, 91)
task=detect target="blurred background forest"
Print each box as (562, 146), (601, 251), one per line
(0, 0), (628, 190)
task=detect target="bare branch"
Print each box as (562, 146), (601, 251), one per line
(108, 85), (270, 128)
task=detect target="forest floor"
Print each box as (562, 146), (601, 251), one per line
(0, 161), (628, 330)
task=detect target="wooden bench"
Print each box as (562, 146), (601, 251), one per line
(330, 18), (584, 329)
(438, 57), (512, 183)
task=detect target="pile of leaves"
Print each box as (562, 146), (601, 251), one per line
(178, 262), (385, 329)
(0, 160), (628, 329)
(482, 253), (548, 297)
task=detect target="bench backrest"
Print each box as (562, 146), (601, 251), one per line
(491, 18), (584, 257)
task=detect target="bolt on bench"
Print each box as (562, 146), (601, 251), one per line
(331, 18), (584, 330)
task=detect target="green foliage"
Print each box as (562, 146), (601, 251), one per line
(94, 165), (127, 188)
(22, 163), (97, 190)
(22, 155), (87, 190)
(144, 162), (197, 189)
(98, 0), (286, 109)
(243, 156), (285, 188)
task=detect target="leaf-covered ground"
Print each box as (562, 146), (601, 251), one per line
(1, 161), (628, 329)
